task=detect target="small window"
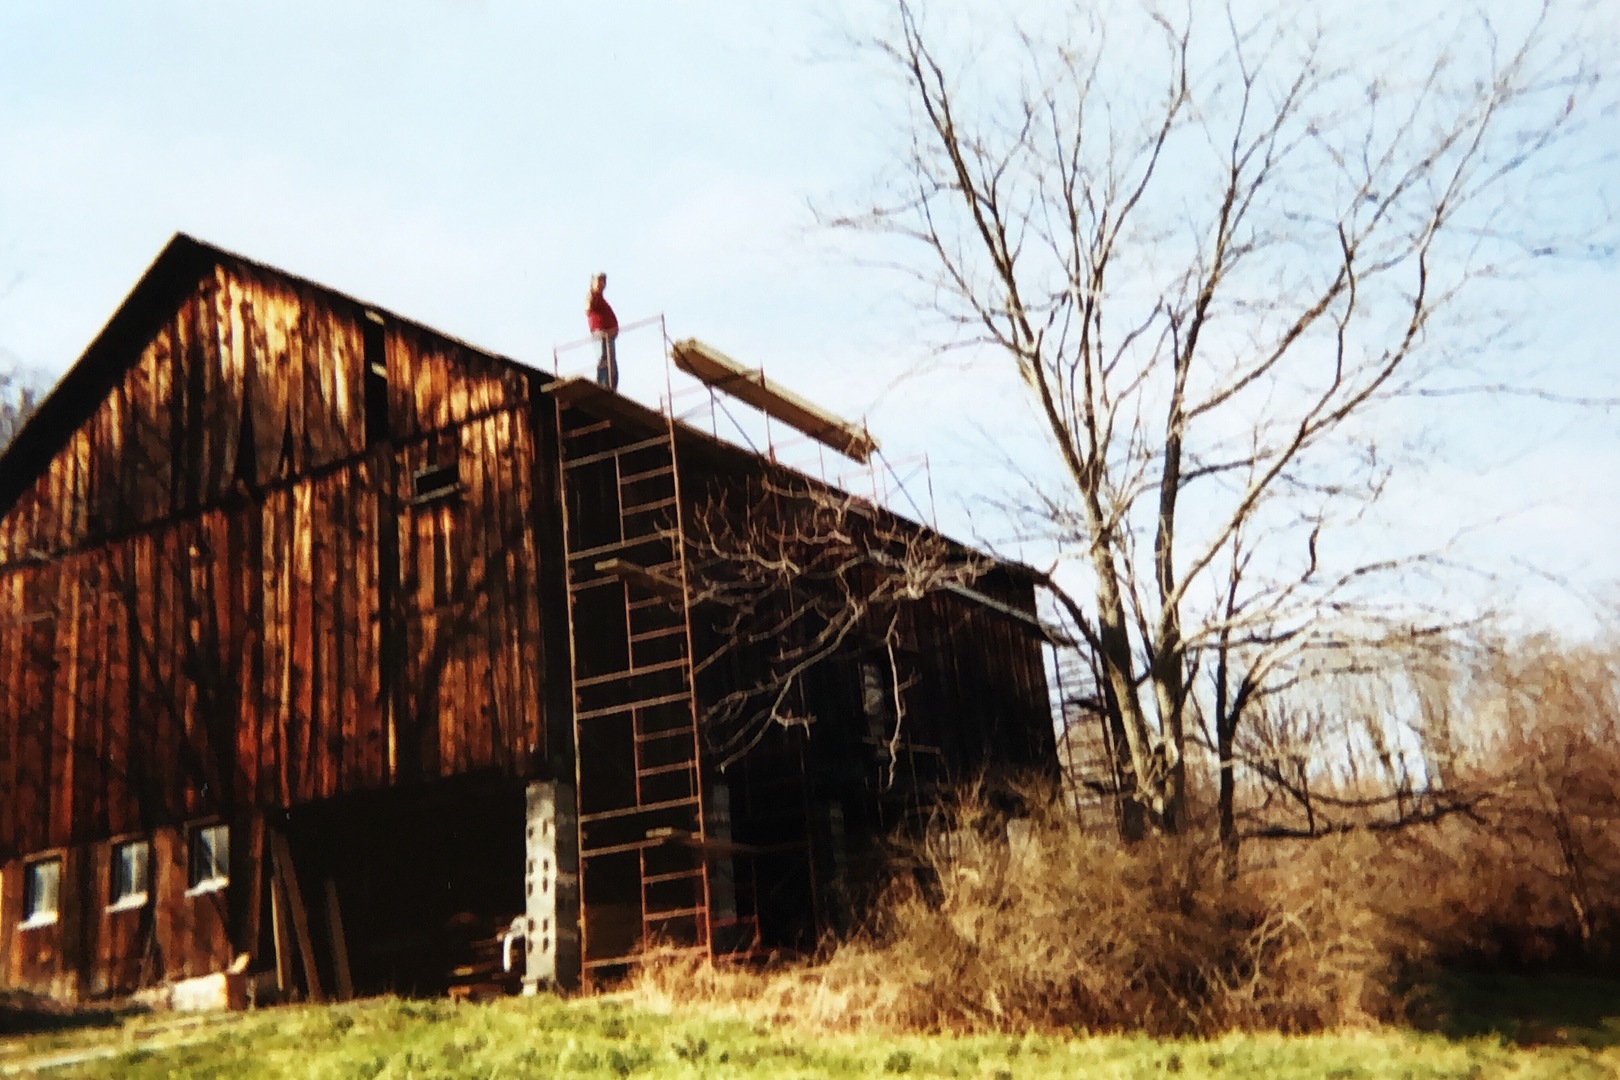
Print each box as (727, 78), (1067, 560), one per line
(22, 857), (61, 928)
(108, 839), (151, 911)
(188, 823), (230, 894)
(860, 658), (895, 743)
(411, 462), (461, 504)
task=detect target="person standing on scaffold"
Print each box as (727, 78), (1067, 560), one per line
(586, 272), (619, 390)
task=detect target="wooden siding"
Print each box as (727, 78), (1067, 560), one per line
(0, 822), (235, 999)
(0, 263), (362, 564)
(0, 259), (549, 863)
(0, 259), (533, 567)
(910, 573), (1056, 772)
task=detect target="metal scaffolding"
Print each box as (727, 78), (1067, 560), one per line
(549, 378), (717, 982)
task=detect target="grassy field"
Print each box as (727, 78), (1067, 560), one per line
(3, 977), (1619, 1079)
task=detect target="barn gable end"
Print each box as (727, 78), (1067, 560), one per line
(0, 235), (552, 854)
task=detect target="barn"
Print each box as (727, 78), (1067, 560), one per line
(0, 234), (1055, 1003)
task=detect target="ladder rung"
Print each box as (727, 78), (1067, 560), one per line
(635, 761), (696, 780)
(577, 795), (700, 824)
(621, 496), (677, 516)
(581, 945), (707, 971)
(575, 691), (692, 721)
(634, 728), (697, 745)
(612, 559), (681, 579)
(619, 465), (674, 486)
(580, 838), (662, 858)
(581, 957), (630, 971)
(563, 419), (613, 439)
(573, 658), (691, 689)
(642, 869), (705, 886)
(567, 575), (621, 594)
(629, 625), (686, 644)
(644, 906), (706, 922)
(569, 535), (673, 563)
(564, 434), (673, 470)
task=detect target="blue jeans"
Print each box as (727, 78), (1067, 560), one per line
(595, 333), (619, 390)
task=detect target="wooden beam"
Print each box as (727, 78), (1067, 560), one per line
(670, 339), (879, 463)
(323, 879), (355, 1001)
(268, 830), (324, 1003)
(269, 879), (292, 997)
(239, 814), (266, 962)
(594, 558), (684, 604)
(542, 378), (671, 432)
(644, 825), (803, 857)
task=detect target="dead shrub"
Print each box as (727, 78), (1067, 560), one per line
(634, 789), (1422, 1035)
(631, 637), (1620, 1035)
(1370, 637), (1620, 970)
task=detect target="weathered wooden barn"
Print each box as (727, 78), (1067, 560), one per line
(0, 234), (1055, 1003)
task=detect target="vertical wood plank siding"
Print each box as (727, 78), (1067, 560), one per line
(0, 238), (1055, 1000)
(0, 823), (234, 997)
(0, 260), (549, 861)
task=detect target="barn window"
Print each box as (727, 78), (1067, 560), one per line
(108, 839), (151, 911)
(21, 857), (61, 928)
(411, 459), (462, 504)
(187, 823), (230, 895)
(859, 657), (895, 744)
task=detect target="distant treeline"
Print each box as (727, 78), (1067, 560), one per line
(0, 363), (43, 453)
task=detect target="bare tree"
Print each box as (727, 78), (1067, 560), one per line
(683, 475), (987, 772)
(1224, 637), (1483, 842)
(0, 364), (39, 453)
(843, 0), (1614, 838)
(0, 251), (36, 452)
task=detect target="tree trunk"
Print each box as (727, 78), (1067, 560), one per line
(1089, 538), (1165, 834)
(1217, 712), (1237, 878)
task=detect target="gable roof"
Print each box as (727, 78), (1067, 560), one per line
(0, 235), (1049, 628)
(0, 233), (539, 521)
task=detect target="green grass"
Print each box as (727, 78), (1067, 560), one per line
(2, 989), (1619, 1078)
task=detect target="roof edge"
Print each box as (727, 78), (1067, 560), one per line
(0, 233), (217, 520)
(0, 233), (554, 524)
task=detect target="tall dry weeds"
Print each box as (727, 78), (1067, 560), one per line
(635, 793), (1422, 1035)
(631, 636), (1620, 1035)
(1411, 637), (1620, 968)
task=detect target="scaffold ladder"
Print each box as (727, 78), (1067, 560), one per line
(551, 381), (713, 984)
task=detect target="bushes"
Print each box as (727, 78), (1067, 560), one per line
(632, 637), (1620, 1035)
(1364, 637), (1620, 972)
(829, 801), (1420, 1034)
(635, 772), (1620, 1036)
(635, 796), (1425, 1035)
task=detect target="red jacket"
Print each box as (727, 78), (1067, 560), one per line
(587, 291), (618, 335)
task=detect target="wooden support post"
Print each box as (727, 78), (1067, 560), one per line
(240, 814), (266, 961)
(268, 830), (324, 1003)
(269, 879), (291, 996)
(324, 879), (354, 1001)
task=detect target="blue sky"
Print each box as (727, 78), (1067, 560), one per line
(1, 2), (1616, 631)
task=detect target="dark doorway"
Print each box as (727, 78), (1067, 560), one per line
(278, 772), (526, 997)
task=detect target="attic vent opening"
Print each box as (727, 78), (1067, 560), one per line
(363, 311), (389, 447)
(412, 461), (461, 504)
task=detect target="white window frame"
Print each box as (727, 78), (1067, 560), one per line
(20, 856), (62, 929)
(107, 837), (152, 912)
(186, 822), (230, 896)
